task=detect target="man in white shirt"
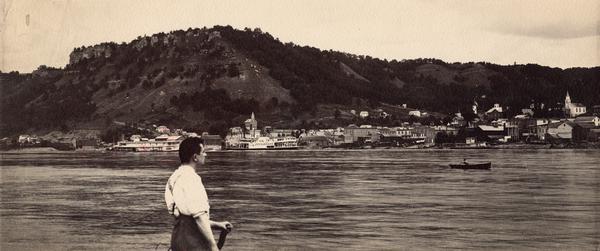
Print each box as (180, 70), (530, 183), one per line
(165, 137), (232, 251)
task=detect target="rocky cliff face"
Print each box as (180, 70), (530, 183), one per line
(69, 44), (115, 64)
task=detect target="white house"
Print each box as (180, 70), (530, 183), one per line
(408, 110), (422, 117)
(359, 111), (369, 118)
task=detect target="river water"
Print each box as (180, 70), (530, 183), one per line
(1, 149), (599, 250)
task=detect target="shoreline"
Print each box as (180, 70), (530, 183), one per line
(0, 147), (107, 153)
(2, 143), (599, 153)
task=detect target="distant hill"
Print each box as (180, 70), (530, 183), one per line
(1, 25), (599, 138)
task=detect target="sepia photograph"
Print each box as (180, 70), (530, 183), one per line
(1, 0), (599, 250)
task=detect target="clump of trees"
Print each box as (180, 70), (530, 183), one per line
(169, 87), (260, 118)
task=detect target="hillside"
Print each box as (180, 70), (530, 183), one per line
(1, 25), (599, 138)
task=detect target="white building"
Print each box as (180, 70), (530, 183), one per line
(408, 110), (421, 117)
(564, 91), (586, 117)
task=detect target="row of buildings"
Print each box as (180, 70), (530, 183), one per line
(222, 92), (600, 148)
(461, 92), (600, 144)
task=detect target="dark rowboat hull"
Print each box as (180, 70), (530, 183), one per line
(449, 162), (491, 170)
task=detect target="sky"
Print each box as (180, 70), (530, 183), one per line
(1, 0), (599, 72)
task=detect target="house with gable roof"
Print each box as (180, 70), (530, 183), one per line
(564, 91), (587, 117)
(484, 104), (503, 120)
(546, 120), (575, 141)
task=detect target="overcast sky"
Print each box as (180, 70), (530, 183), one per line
(1, 0), (599, 72)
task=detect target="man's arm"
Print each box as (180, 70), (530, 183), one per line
(194, 213), (219, 251)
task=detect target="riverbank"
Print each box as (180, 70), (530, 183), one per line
(3, 142), (600, 153)
(1, 147), (108, 153)
(1, 147), (61, 153)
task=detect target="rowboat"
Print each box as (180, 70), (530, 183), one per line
(449, 162), (491, 170)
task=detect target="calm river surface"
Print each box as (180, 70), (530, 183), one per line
(1, 149), (599, 250)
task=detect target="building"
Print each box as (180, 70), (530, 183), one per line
(344, 125), (379, 144)
(531, 119), (550, 141)
(201, 134), (223, 151)
(573, 123), (600, 142)
(564, 91), (587, 117)
(244, 112), (259, 138)
(359, 111), (369, 118)
(379, 127), (425, 146)
(269, 129), (296, 138)
(518, 118), (540, 140)
(573, 116), (600, 127)
(413, 125), (436, 144)
(485, 104), (503, 120)
(477, 125), (506, 141)
(18, 135), (42, 146)
(408, 110), (422, 117)
(244, 112), (258, 130)
(546, 121), (575, 141)
(572, 116), (600, 142)
(504, 120), (520, 141)
(534, 124), (549, 141)
(299, 135), (332, 148)
(434, 126), (459, 136)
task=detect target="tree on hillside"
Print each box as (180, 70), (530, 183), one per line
(227, 63), (240, 77)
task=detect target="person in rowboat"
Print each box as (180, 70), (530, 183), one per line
(165, 137), (233, 251)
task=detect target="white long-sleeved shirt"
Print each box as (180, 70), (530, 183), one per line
(165, 164), (210, 218)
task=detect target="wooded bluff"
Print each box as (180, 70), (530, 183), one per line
(1, 25), (598, 137)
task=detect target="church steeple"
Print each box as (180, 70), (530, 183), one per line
(244, 112), (258, 138)
(564, 91), (572, 117)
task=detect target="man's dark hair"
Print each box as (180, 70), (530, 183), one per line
(179, 137), (204, 164)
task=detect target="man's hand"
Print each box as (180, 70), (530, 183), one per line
(213, 221), (233, 233)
